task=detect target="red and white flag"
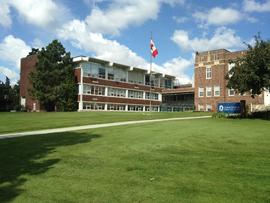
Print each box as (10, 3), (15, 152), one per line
(150, 39), (158, 58)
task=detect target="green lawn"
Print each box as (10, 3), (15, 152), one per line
(0, 111), (211, 134)
(0, 118), (269, 202)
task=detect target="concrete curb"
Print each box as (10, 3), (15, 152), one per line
(0, 116), (211, 139)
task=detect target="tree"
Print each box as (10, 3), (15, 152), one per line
(226, 35), (270, 97)
(29, 40), (77, 111)
(0, 77), (20, 111)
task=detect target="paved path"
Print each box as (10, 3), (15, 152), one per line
(0, 116), (211, 139)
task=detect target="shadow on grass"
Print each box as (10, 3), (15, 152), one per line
(0, 132), (101, 202)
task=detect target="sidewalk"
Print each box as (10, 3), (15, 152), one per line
(0, 116), (211, 139)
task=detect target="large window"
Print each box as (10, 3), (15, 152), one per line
(206, 66), (212, 79)
(107, 104), (126, 111)
(108, 87), (126, 97)
(128, 90), (143, 99)
(83, 103), (105, 110)
(98, 67), (106, 79)
(214, 86), (220, 96)
(198, 87), (204, 97)
(145, 92), (159, 100)
(206, 87), (212, 97)
(145, 106), (159, 112)
(165, 79), (172, 88)
(128, 71), (144, 84)
(107, 67), (114, 80)
(114, 67), (127, 82)
(128, 105), (143, 111)
(83, 85), (105, 96)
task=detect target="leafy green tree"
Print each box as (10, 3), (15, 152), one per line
(0, 77), (20, 111)
(226, 35), (270, 97)
(30, 40), (77, 111)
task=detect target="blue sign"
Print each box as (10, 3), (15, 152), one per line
(217, 102), (241, 114)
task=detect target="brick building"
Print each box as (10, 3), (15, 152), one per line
(20, 54), (41, 111)
(73, 56), (176, 111)
(194, 49), (270, 112)
(20, 55), (178, 112)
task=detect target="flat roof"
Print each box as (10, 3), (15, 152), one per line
(72, 56), (175, 79)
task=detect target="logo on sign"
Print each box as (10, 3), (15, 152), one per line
(219, 105), (224, 112)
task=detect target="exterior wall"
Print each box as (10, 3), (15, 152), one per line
(73, 60), (170, 112)
(20, 56), (177, 112)
(194, 49), (264, 112)
(20, 55), (41, 111)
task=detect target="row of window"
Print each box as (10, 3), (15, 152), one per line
(82, 62), (173, 87)
(83, 102), (159, 111)
(198, 104), (212, 112)
(83, 85), (159, 100)
(198, 86), (235, 97)
(197, 54), (221, 63)
(205, 63), (235, 80)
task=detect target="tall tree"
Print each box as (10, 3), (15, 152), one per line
(226, 35), (270, 97)
(0, 77), (20, 111)
(30, 40), (77, 111)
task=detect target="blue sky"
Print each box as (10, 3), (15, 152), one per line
(0, 0), (270, 84)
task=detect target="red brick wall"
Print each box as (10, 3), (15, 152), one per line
(20, 55), (41, 111)
(194, 50), (264, 112)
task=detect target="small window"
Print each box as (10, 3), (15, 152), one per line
(198, 87), (204, 97)
(228, 63), (235, 78)
(228, 89), (235, 96)
(206, 104), (212, 112)
(198, 104), (204, 111)
(206, 66), (212, 79)
(206, 87), (212, 97)
(214, 86), (220, 96)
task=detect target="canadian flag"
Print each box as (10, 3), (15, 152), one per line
(150, 39), (158, 58)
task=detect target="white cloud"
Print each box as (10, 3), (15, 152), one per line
(58, 19), (192, 84)
(193, 7), (242, 26)
(84, 0), (185, 35)
(173, 16), (188, 23)
(58, 20), (147, 67)
(243, 0), (270, 12)
(32, 38), (45, 49)
(1, 0), (70, 28)
(0, 66), (19, 80)
(0, 35), (31, 69)
(171, 27), (243, 52)
(161, 56), (193, 84)
(0, 1), (12, 28)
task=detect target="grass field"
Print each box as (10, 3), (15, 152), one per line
(0, 111), (211, 134)
(0, 118), (269, 202)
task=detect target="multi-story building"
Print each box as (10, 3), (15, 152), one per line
(73, 56), (176, 112)
(161, 84), (194, 111)
(194, 49), (269, 112)
(20, 55), (176, 112)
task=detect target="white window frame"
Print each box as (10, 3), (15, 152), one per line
(206, 66), (212, 79)
(228, 63), (235, 78)
(198, 87), (204, 97)
(206, 87), (212, 97)
(214, 86), (220, 97)
(228, 89), (235, 96)
(198, 104), (204, 111)
(206, 104), (212, 112)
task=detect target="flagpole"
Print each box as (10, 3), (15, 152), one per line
(149, 31), (152, 113)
